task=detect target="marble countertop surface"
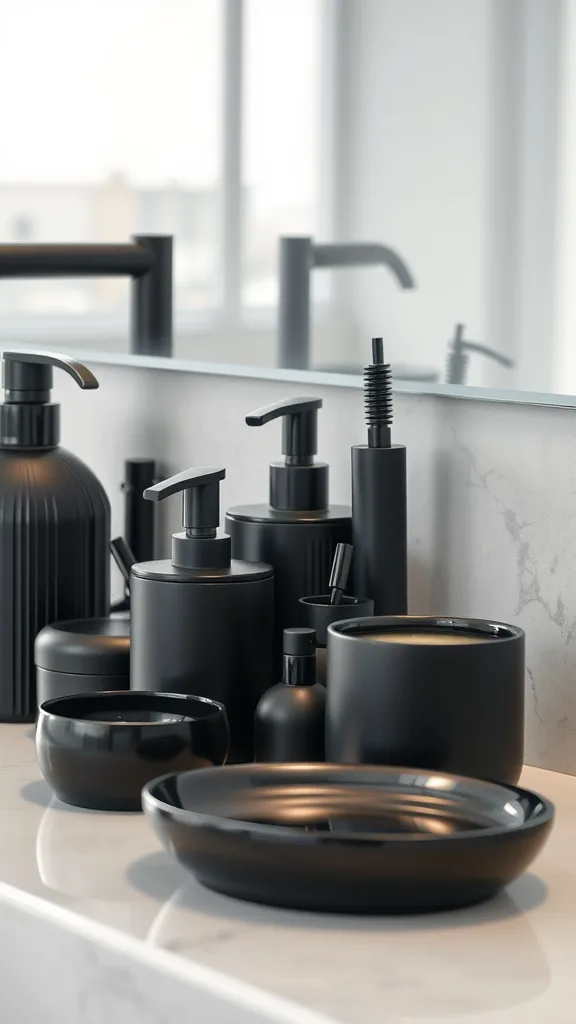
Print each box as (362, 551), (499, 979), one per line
(1, 724), (574, 1023)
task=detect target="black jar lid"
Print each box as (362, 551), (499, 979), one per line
(299, 595), (374, 646)
(35, 618), (130, 676)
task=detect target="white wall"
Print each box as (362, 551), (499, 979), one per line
(341, 0), (490, 376)
(339, 0), (563, 393)
(54, 360), (576, 776)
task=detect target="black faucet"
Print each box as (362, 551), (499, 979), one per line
(278, 235), (416, 370)
(0, 234), (172, 356)
(446, 323), (514, 385)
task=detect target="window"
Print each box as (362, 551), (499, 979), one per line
(0, 0), (325, 363)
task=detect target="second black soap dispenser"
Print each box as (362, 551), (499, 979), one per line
(225, 397), (351, 665)
(130, 467), (274, 762)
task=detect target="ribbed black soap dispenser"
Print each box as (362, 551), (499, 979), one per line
(254, 627), (325, 762)
(0, 350), (110, 721)
(226, 397), (351, 664)
(130, 467), (274, 762)
(352, 339), (407, 613)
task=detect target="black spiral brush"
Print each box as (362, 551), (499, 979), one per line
(351, 337), (407, 614)
(365, 337), (393, 448)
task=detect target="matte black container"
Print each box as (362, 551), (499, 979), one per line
(326, 616), (525, 785)
(226, 397), (351, 667)
(299, 594), (374, 687)
(131, 467), (274, 763)
(0, 352), (110, 721)
(352, 444), (407, 614)
(35, 617), (130, 706)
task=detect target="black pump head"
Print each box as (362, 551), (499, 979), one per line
(144, 467), (230, 570)
(245, 397), (329, 512)
(0, 350), (99, 448)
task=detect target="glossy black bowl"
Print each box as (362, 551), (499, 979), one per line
(142, 763), (554, 913)
(36, 691), (229, 811)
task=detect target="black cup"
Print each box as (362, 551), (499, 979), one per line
(36, 691), (229, 811)
(299, 594), (374, 686)
(326, 616), (525, 785)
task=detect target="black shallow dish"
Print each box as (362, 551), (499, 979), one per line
(142, 763), (554, 913)
(36, 691), (229, 811)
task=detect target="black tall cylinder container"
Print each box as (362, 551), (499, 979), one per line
(326, 616), (525, 785)
(351, 340), (408, 615)
(0, 352), (110, 721)
(352, 445), (407, 614)
(130, 467), (274, 763)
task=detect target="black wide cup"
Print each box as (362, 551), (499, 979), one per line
(36, 691), (229, 811)
(326, 616), (525, 785)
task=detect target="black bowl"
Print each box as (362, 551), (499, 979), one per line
(36, 691), (229, 811)
(142, 763), (554, 914)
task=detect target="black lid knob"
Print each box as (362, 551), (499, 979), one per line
(283, 627), (316, 656)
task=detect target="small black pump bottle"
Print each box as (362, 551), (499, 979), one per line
(254, 627), (326, 763)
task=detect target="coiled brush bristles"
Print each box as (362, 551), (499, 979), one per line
(364, 337), (392, 448)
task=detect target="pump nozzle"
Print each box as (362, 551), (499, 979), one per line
(244, 396), (328, 512)
(0, 350), (99, 449)
(144, 467), (230, 569)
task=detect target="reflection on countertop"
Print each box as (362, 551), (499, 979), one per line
(0, 724), (574, 1022)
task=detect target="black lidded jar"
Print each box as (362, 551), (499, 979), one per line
(254, 627), (326, 763)
(0, 352), (110, 722)
(130, 467), (274, 763)
(35, 617), (130, 707)
(226, 398), (351, 670)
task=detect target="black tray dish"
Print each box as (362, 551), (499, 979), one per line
(142, 763), (553, 913)
(37, 691), (229, 811)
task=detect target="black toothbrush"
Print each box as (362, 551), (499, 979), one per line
(329, 543), (354, 606)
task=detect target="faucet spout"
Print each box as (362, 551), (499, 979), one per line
(312, 242), (416, 289)
(278, 235), (416, 371)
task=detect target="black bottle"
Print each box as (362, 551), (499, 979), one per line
(254, 627), (326, 763)
(0, 351), (110, 721)
(226, 397), (351, 666)
(352, 339), (408, 613)
(130, 466), (274, 762)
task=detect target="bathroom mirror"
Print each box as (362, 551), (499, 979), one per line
(0, 0), (573, 406)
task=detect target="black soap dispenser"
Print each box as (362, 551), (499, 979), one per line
(0, 351), (110, 721)
(254, 627), (325, 762)
(130, 467), (274, 762)
(225, 397), (351, 665)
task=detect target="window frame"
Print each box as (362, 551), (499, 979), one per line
(0, 0), (338, 355)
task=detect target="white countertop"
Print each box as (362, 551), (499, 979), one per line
(1, 724), (575, 1023)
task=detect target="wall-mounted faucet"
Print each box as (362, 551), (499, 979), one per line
(278, 236), (416, 370)
(446, 323), (514, 385)
(0, 234), (172, 357)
